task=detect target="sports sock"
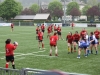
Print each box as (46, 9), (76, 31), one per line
(74, 46), (76, 52)
(96, 50), (98, 54)
(91, 50), (93, 54)
(5, 63), (9, 68)
(71, 47), (73, 53)
(12, 65), (15, 69)
(68, 46), (70, 53)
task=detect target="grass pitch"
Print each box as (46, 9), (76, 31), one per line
(0, 26), (100, 75)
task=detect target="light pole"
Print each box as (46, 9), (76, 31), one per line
(61, 0), (67, 24)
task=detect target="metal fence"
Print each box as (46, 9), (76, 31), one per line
(0, 67), (89, 75)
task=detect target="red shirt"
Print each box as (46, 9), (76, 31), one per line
(5, 44), (16, 56)
(94, 30), (100, 39)
(47, 26), (51, 33)
(54, 26), (57, 30)
(38, 32), (43, 40)
(73, 34), (80, 41)
(66, 35), (73, 43)
(11, 23), (14, 28)
(41, 25), (45, 30)
(50, 35), (58, 44)
(80, 30), (87, 37)
(71, 23), (74, 27)
(57, 27), (61, 32)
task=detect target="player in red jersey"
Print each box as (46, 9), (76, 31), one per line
(38, 30), (44, 49)
(57, 25), (64, 40)
(71, 22), (74, 30)
(94, 28), (100, 42)
(73, 31), (80, 52)
(49, 32), (58, 56)
(36, 26), (40, 40)
(41, 24), (45, 33)
(5, 39), (18, 69)
(66, 32), (73, 54)
(11, 23), (14, 32)
(54, 24), (57, 31)
(47, 25), (52, 38)
(80, 28), (87, 38)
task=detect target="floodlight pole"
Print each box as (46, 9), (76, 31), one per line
(63, 0), (66, 24)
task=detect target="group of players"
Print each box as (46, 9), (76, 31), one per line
(36, 24), (99, 58)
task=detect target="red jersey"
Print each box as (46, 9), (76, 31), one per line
(54, 26), (57, 31)
(73, 34), (80, 41)
(41, 25), (45, 30)
(80, 30), (87, 38)
(94, 30), (100, 39)
(47, 26), (51, 33)
(66, 35), (73, 43)
(50, 35), (58, 46)
(57, 27), (61, 32)
(5, 44), (16, 56)
(38, 32), (43, 40)
(11, 23), (14, 28)
(71, 23), (74, 27)
(36, 27), (40, 34)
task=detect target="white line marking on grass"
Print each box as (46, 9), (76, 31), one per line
(0, 50), (46, 59)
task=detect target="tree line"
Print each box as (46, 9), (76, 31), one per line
(0, 0), (100, 21)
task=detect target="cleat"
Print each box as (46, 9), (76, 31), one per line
(49, 54), (52, 56)
(55, 54), (58, 56)
(77, 57), (80, 59)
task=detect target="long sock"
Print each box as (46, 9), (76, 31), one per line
(74, 46), (76, 52)
(68, 46), (70, 53)
(5, 63), (9, 68)
(12, 65), (15, 69)
(71, 47), (73, 53)
(42, 43), (44, 48)
(91, 50), (93, 54)
(96, 50), (98, 54)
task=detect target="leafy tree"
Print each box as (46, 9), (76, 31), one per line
(17, 2), (23, 14)
(29, 3), (39, 14)
(53, 7), (63, 18)
(82, 5), (91, 15)
(87, 0), (98, 6)
(21, 8), (34, 15)
(87, 6), (100, 21)
(0, 0), (22, 21)
(98, 2), (100, 20)
(70, 8), (81, 21)
(40, 8), (50, 13)
(48, 0), (63, 20)
(66, 2), (79, 15)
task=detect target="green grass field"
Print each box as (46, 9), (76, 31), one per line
(0, 26), (100, 75)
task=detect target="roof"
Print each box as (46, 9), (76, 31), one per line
(34, 13), (50, 20)
(13, 15), (35, 20)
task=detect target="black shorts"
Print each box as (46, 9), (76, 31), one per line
(42, 30), (45, 33)
(6, 55), (14, 62)
(73, 40), (79, 44)
(39, 40), (43, 42)
(57, 31), (61, 35)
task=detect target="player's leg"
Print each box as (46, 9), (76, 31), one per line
(73, 41), (77, 52)
(71, 43), (73, 53)
(42, 41), (45, 49)
(67, 43), (71, 54)
(49, 46), (53, 56)
(90, 44), (93, 54)
(94, 43), (98, 55)
(5, 56), (10, 69)
(55, 46), (58, 56)
(77, 48), (82, 58)
(11, 56), (15, 69)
